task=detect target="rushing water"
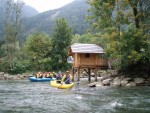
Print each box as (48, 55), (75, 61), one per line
(0, 80), (150, 113)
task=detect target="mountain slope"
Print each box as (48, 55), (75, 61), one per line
(22, 5), (39, 18)
(0, 1), (39, 39)
(22, 0), (90, 39)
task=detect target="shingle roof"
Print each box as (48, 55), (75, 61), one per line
(70, 43), (105, 53)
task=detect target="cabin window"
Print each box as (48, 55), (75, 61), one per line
(85, 53), (90, 58)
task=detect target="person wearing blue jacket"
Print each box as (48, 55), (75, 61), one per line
(56, 71), (62, 80)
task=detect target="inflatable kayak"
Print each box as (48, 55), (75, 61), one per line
(28, 76), (55, 82)
(50, 80), (75, 89)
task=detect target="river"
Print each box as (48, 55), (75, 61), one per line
(0, 80), (150, 113)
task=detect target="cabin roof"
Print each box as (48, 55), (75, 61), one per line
(70, 43), (105, 53)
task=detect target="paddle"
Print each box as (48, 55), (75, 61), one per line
(58, 77), (70, 89)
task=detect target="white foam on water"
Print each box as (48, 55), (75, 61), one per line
(111, 101), (123, 107)
(75, 95), (82, 100)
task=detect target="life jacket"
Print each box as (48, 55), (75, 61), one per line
(36, 73), (40, 78)
(64, 75), (70, 84)
(46, 73), (50, 78)
(39, 74), (43, 78)
(50, 73), (53, 78)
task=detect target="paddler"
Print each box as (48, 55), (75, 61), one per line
(61, 71), (72, 84)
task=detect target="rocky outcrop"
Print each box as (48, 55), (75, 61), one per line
(120, 78), (129, 86)
(111, 77), (121, 86)
(87, 70), (150, 87)
(134, 78), (145, 85)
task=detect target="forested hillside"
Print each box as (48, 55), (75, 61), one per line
(0, 0), (39, 39)
(22, 0), (90, 41)
(1, 0), (89, 41)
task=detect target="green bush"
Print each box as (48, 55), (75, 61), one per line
(0, 59), (32, 74)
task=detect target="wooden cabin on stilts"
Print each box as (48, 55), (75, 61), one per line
(68, 43), (108, 82)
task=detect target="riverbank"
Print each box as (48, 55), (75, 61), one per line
(0, 72), (31, 80)
(87, 70), (150, 87)
(0, 70), (150, 87)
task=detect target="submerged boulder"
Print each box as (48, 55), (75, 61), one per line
(121, 78), (129, 86)
(87, 82), (96, 87)
(134, 78), (145, 85)
(102, 79), (112, 86)
(125, 82), (136, 87)
(111, 77), (121, 87)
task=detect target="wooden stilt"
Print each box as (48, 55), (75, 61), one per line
(72, 67), (74, 82)
(88, 68), (91, 82)
(95, 68), (98, 81)
(77, 68), (80, 81)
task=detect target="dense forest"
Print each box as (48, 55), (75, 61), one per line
(0, 0), (149, 76)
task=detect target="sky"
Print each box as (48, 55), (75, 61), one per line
(22, 0), (75, 13)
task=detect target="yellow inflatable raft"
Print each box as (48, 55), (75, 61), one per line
(50, 80), (75, 89)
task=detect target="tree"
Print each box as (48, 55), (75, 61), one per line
(2, 0), (24, 72)
(23, 32), (51, 70)
(87, 0), (150, 31)
(128, 0), (150, 30)
(51, 18), (72, 70)
(87, 0), (150, 73)
(72, 33), (105, 47)
(0, 40), (4, 57)
(72, 33), (93, 44)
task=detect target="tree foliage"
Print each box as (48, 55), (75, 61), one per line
(24, 32), (51, 59)
(23, 32), (51, 70)
(0, 0), (24, 73)
(51, 18), (72, 70)
(72, 33), (105, 48)
(87, 0), (150, 73)
(0, 40), (4, 57)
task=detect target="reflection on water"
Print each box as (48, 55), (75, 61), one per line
(0, 80), (150, 113)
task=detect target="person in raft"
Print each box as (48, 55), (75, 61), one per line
(36, 72), (42, 78)
(61, 71), (72, 84)
(52, 72), (57, 78)
(56, 71), (62, 80)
